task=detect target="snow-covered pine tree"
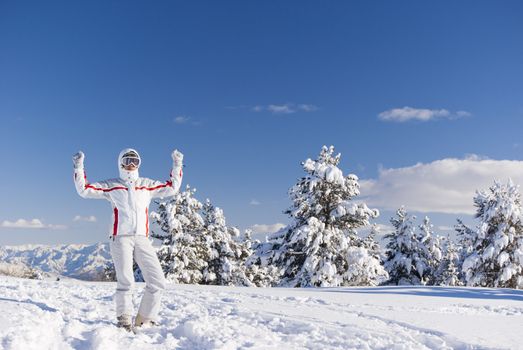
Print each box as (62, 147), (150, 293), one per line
(344, 245), (389, 286)
(384, 207), (426, 285)
(343, 224), (388, 286)
(454, 218), (475, 283)
(244, 229), (285, 287)
(151, 185), (207, 284)
(418, 216), (443, 285)
(462, 180), (523, 288)
(364, 224), (383, 259)
(200, 200), (252, 286)
(258, 145), (382, 287)
(434, 236), (462, 286)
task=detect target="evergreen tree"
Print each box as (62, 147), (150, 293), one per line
(363, 224), (383, 261)
(152, 187), (254, 286)
(462, 180), (523, 288)
(344, 245), (388, 286)
(245, 229), (284, 287)
(151, 185), (207, 284)
(384, 207), (426, 285)
(455, 218), (475, 283)
(343, 224), (388, 286)
(418, 216), (443, 285)
(200, 200), (252, 286)
(256, 146), (383, 287)
(434, 236), (462, 286)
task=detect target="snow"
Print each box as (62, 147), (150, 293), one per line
(1, 276), (521, 349)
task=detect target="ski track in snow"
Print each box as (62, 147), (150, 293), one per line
(0, 277), (521, 350)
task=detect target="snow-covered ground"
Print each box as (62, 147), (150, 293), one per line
(0, 276), (521, 350)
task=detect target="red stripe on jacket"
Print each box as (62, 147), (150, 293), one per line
(86, 184), (128, 192)
(145, 208), (149, 237)
(135, 181), (173, 191)
(113, 207), (119, 236)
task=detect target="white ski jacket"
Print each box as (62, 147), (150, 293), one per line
(73, 148), (183, 238)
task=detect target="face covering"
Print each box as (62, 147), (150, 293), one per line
(118, 148), (141, 184)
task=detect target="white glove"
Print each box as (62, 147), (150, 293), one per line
(172, 149), (184, 167)
(73, 151), (85, 169)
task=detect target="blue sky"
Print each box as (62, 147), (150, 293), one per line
(1, 1), (523, 245)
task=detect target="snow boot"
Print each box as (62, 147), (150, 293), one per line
(116, 314), (133, 332)
(134, 313), (157, 328)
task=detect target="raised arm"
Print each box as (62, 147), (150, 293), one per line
(145, 149), (184, 199)
(73, 151), (114, 199)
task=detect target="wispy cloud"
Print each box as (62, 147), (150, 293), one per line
(378, 106), (471, 122)
(249, 199), (261, 206)
(174, 115), (191, 124)
(249, 223), (286, 235)
(297, 104), (319, 112)
(73, 215), (97, 222)
(173, 115), (202, 126)
(359, 155), (523, 215)
(1, 218), (67, 230)
(231, 103), (319, 115)
(267, 104), (296, 114)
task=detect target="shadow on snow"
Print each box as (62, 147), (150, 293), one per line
(0, 297), (59, 312)
(318, 286), (523, 301)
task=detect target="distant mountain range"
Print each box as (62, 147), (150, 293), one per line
(0, 243), (112, 281)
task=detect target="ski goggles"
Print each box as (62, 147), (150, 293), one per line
(121, 156), (140, 167)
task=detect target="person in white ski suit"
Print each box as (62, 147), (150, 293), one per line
(73, 148), (183, 330)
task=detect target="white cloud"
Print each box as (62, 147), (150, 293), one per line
(174, 115), (202, 126)
(359, 156), (523, 215)
(378, 106), (470, 122)
(73, 215), (97, 222)
(250, 223), (286, 235)
(248, 103), (318, 115)
(174, 115), (190, 124)
(1, 219), (67, 230)
(267, 104), (296, 114)
(1, 219), (45, 229)
(298, 104), (319, 112)
(249, 199), (261, 206)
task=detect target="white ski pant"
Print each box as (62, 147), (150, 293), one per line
(109, 235), (166, 320)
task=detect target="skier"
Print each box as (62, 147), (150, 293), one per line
(72, 148), (183, 331)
